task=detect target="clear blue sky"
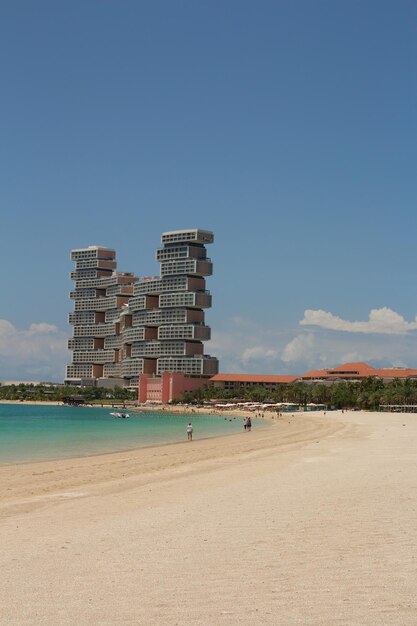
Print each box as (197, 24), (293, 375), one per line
(1, 0), (416, 381)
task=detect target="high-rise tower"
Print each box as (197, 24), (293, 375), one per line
(66, 246), (137, 385)
(120, 229), (219, 388)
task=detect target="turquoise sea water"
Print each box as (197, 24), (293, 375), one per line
(0, 404), (253, 465)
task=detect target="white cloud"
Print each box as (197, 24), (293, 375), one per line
(209, 318), (286, 373)
(241, 346), (279, 363)
(300, 307), (417, 335)
(280, 329), (417, 371)
(281, 333), (316, 364)
(28, 322), (58, 334)
(0, 319), (69, 381)
(281, 332), (370, 368)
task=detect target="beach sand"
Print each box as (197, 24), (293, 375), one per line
(1, 409), (417, 625)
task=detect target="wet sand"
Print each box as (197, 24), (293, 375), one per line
(1, 410), (417, 625)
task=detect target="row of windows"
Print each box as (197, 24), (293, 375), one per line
(70, 269), (109, 281)
(74, 259), (117, 271)
(161, 230), (213, 244)
(159, 292), (211, 309)
(68, 338), (95, 350)
(74, 296), (118, 312)
(66, 364), (94, 377)
(121, 359), (144, 376)
(104, 309), (120, 324)
(73, 323), (116, 337)
(70, 288), (104, 300)
(160, 259), (212, 277)
(159, 292), (196, 308)
(69, 312), (96, 324)
(105, 309), (121, 323)
(122, 327), (145, 342)
(73, 278), (103, 290)
(103, 363), (122, 377)
(156, 245), (207, 262)
(158, 325), (195, 340)
(157, 325), (210, 340)
(105, 284), (133, 297)
(134, 275), (189, 295)
(71, 248), (115, 261)
(72, 350), (116, 364)
(73, 275), (123, 289)
(131, 341), (191, 358)
(157, 358), (204, 376)
(104, 336), (122, 349)
(157, 356), (218, 376)
(132, 309), (190, 326)
(126, 295), (146, 312)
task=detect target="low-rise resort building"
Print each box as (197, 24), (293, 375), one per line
(209, 362), (417, 393)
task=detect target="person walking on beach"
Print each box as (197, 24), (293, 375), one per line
(246, 416), (252, 432)
(187, 422), (193, 441)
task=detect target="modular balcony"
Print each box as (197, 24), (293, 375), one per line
(72, 350), (117, 364)
(121, 358), (144, 377)
(71, 247), (115, 262)
(156, 244), (207, 262)
(68, 338), (95, 351)
(160, 259), (213, 277)
(69, 312), (96, 325)
(74, 296), (129, 312)
(159, 291), (212, 309)
(161, 229), (214, 245)
(158, 324), (211, 341)
(73, 323), (117, 338)
(74, 259), (117, 271)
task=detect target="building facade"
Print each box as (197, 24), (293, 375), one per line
(210, 373), (299, 392)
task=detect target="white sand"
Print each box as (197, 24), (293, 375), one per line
(1, 410), (417, 625)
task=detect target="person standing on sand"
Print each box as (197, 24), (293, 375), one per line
(247, 416), (252, 431)
(187, 423), (193, 441)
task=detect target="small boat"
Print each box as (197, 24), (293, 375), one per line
(110, 412), (130, 418)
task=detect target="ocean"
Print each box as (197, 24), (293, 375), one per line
(0, 403), (250, 464)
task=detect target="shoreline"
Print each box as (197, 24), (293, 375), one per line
(0, 399), (64, 406)
(0, 398), (282, 422)
(0, 410), (337, 515)
(0, 401), (270, 467)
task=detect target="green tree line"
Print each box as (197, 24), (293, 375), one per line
(175, 377), (417, 410)
(0, 384), (136, 403)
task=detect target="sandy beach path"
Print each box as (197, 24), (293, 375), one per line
(1, 410), (417, 625)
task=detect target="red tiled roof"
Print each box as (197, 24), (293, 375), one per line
(210, 373), (299, 384)
(373, 368), (417, 379)
(301, 362), (417, 380)
(210, 362), (417, 385)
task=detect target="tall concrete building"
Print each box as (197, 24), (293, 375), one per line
(120, 229), (219, 390)
(66, 246), (137, 385)
(66, 230), (218, 392)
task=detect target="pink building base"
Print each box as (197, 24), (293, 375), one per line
(138, 372), (209, 404)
